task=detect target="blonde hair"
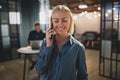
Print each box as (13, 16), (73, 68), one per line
(50, 5), (74, 34)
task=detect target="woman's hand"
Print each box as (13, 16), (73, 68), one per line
(46, 29), (55, 47)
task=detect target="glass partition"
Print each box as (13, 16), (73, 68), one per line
(100, 0), (120, 79)
(0, 0), (20, 62)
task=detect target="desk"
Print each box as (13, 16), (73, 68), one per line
(17, 46), (39, 80)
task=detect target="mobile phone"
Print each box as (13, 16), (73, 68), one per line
(49, 23), (53, 39)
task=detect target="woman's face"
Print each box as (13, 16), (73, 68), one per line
(52, 11), (71, 36)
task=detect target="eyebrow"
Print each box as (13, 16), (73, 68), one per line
(53, 17), (68, 20)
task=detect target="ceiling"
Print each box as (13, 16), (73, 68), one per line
(50, 0), (100, 13)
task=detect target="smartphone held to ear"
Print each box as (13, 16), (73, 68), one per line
(49, 25), (54, 39)
(49, 32), (53, 39)
(49, 31), (56, 39)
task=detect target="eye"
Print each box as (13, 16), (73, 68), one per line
(54, 20), (59, 23)
(62, 20), (68, 22)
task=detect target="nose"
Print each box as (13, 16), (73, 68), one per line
(58, 21), (63, 27)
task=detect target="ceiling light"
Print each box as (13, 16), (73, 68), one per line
(78, 4), (88, 9)
(0, 5), (2, 9)
(98, 13), (101, 17)
(105, 13), (108, 17)
(93, 11), (97, 14)
(98, 7), (101, 10)
(84, 11), (88, 14)
(113, 7), (116, 10)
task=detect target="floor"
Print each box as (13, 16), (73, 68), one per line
(0, 49), (111, 80)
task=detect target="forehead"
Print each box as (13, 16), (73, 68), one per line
(35, 25), (40, 28)
(52, 11), (70, 19)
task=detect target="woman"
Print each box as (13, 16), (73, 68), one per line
(35, 5), (88, 80)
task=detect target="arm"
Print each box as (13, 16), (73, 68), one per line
(35, 28), (54, 75)
(76, 46), (88, 80)
(28, 31), (32, 44)
(42, 31), (46, 38)
(35, 40), (53, 75)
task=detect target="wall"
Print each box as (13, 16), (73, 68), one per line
(20, 0), (40, 46)
(73, 12), (100, 34)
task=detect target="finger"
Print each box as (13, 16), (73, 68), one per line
(47, 30), (54, 34)
(46, 31), (53, 38)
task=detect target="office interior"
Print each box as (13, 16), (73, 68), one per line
(0, 0), (120, 80)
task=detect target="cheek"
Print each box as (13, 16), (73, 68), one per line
(53, 25), (58, 32)
(66, 21), (70, 28)
(53, 24), (57, 29)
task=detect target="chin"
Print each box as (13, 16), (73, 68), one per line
(57, 30), (65, 33)
(57, 32), (65, 35)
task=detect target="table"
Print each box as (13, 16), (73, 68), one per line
(17, 46), (39, 80)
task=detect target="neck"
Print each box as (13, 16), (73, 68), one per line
(56, 34), (69, 42)
(55, 34), (69, 51)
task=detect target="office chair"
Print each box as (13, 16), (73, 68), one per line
(82, 31), (98, 48)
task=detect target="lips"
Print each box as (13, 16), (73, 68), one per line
(58, 28), (64, 31)
(57, 27), (65, 32)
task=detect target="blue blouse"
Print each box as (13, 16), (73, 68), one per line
(35, 35), (88, 80)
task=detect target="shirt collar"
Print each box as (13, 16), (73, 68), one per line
(68, 35), (76, 45)
(53, 35), (75, 45)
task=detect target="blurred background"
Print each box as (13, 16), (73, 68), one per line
(0, 0), (120, 80)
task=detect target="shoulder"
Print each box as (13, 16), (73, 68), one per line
(30, 30), (36, 33)
(40, 30), (45, 34)
(71, 36), (85, 51)
(70, 36), (86, 58)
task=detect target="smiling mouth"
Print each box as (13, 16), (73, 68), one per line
(57, 27), (65, 31)
(57, 28), (64, 32)
(58, 28), (63, 30)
